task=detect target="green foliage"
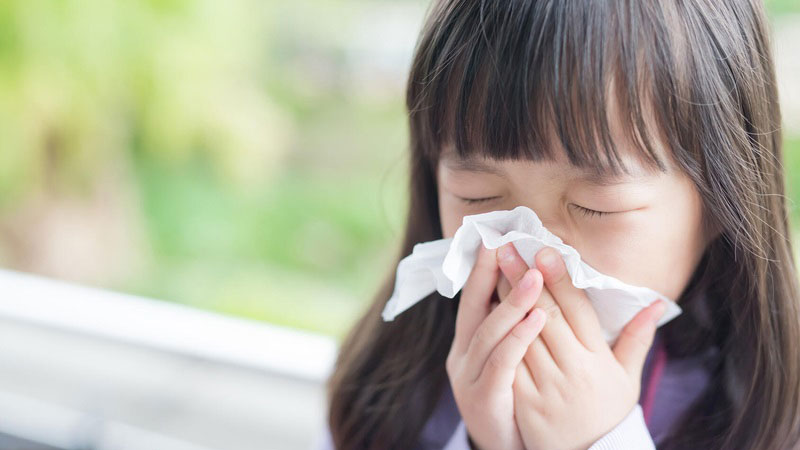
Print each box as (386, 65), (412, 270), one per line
(0, 0), (797, 341)
(767, 0), (800, 16)
(783, 135), (800, 220)
(0, 0), (418, 340)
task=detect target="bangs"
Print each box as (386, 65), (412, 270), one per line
(406, 0), (677, 178)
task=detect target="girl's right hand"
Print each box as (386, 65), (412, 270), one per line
(446, 243), (547, 450)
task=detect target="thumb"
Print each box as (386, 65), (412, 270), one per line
(613, 300), (667, 379)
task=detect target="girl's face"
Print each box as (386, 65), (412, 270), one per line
(436, 143), (712, 303)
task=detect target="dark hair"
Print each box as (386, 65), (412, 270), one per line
(327, 1), (800, 448)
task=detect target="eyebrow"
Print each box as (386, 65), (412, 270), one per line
(441, 155), (654, 187)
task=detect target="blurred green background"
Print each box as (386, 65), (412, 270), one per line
(0, 0), (797, 341)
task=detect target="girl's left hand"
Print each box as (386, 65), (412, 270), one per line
(493, 243), (667, 450)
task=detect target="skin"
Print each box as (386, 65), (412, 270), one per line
(439, 142), (713, 450)
(437, 145), (709, 302)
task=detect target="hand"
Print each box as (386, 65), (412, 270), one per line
(494, 243), (667, 450)
(446, 243), (548, 450)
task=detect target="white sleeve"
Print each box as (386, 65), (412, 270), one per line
(587, 404), (656, 450)
(443, 405), (654, 450)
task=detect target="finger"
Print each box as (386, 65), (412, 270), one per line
(480, 308), (546, 388)
(497, 242), (530, 287)
(496, 273), (512, 303)
(523, 334), (561, 391)
(531, 285), (585, 372)
(463, 268), (543, 382)
(613, 299), (667, 379)
(513, 359), (539, 402)
(535, 247), (607, 352)
(452, 243), (500, 356)
(495, 242), (527, 308)
(512, 361), (541, 450)
(495, 243), (583, 372)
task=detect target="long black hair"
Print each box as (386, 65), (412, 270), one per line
(328, 1), (800, 448)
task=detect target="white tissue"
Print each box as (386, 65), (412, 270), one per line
(381, 205), (681, 345)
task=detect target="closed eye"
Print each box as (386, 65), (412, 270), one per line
(570, 204), (612, 218)
(458, 196), (501, 205)
(458, 197), (616, 218)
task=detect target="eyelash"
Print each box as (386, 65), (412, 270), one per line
(459, 197), (611, 218)
(459, 196), (500, 205)
(570, 204), (611, 218)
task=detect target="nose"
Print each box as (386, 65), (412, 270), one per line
(536, 215), (572, 248)
(508, 200), (574, 248)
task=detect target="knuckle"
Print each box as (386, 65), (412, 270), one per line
(472, 326), (491, 350)
(509, 324), (526, 343)
(486, 352), (507, 373)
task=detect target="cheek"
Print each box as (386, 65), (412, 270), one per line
(585, 226), (699, 300)
(578, 188), (706, 300)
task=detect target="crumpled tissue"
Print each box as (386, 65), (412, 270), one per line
(381, 205), (681, 345)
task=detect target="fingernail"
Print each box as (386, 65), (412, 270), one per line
(538, 248), (558, 269)
(498, 243), (514, 262)
(520, 270), (537, 289)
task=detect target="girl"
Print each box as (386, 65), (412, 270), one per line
(321, 0), (800, 448)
